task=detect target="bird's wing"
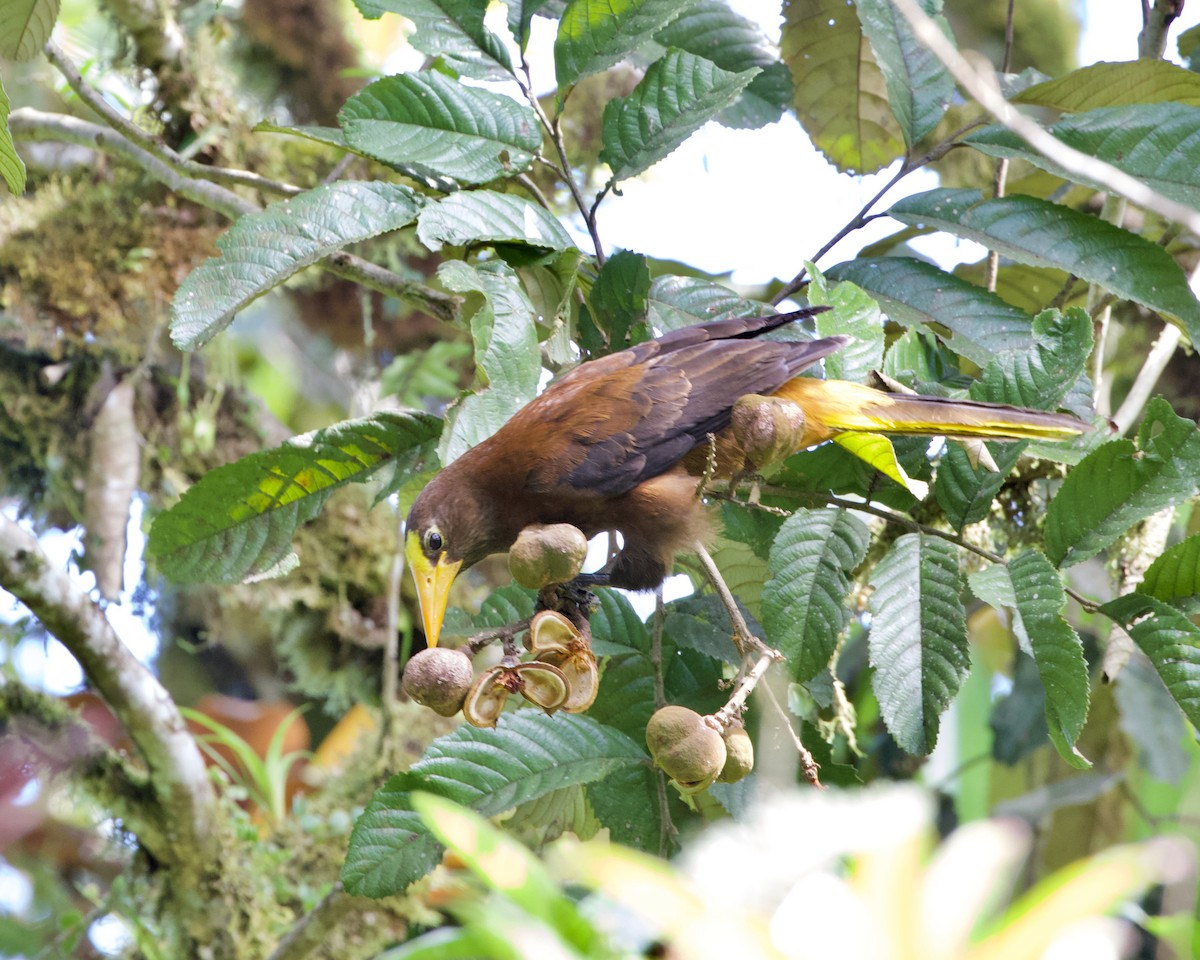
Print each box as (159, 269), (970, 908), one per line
(516, 336), (843, 498)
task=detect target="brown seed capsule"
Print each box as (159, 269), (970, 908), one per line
(645, 705), (727, 793)
(508, 523), (589, 589)
(527, 610), (598, 712)
(462, 661), (569, 728)
(731, 394), (808, 468)
(717, 722), (755, 783)
(526, 609), (580, 656)
(401, 647), (473, 717)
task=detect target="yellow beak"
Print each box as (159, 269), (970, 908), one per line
(405, 531), (462, 648)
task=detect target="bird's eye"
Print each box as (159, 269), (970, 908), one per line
(425, 530), (443, 552)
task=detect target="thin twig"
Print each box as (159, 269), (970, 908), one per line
(757, 678), (823, 789)
(465, 619), (532, 657)
(1112, 324), (1183, 435)
(651, 588), (666, 710)
(381, 510), (404, 740)
(691, 541), (776, 657)
(984, 0), (1017, 293)
(711, 649), (776, 728)
(891, 0), (1200, 235)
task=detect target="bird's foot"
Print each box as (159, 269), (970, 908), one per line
(537, 578), (601, 620)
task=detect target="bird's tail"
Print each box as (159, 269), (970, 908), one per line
(772, 378), (1089, 448)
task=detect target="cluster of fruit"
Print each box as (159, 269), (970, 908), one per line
(645, 706), (754, 793)
(401, 610), (598, 728)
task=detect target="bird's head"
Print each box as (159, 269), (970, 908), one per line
(404, 475), (493, 647)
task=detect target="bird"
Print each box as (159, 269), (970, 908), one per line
(405, 308), (1087, 646)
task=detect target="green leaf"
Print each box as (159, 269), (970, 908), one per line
(171, 182), (423, 350)
(888, 189), (1200, 346)
(255, 122), (350, 150)
(341, 712), (647, 897)
(832, 433), (928, 499)
(554, 0), (694, 88)
(807, 263), (884, 383)
(0, 75), (25, 196)
(989, 654), (1049, 765)
(587, 249), (651, 350)
(1138, 533), (1200, 614)
(600, 48), (759, 182)
(437, 260), (541, 463)
(1014, 60), (1200, 111)
(1115, 654), (1189, 785)
(646, 276), (770, 332)
(966, 105), (1200, 210)
(953, 260), (1080, 316)
(762, 508), (870, 683)
(351, 0), (514, 79)
(653, 0), (791, 129)
(148, 413), (440, 583)
(339, 74), (540, 186)
(825, 257), (1035, 367)
(868, 533), (969, 755)
(588, 589), (650, 657)
(1102, 593), (1200, 729)
(1007, 551), (1090, 767)
(0, 0), (59, 59)
(1044, 398), (1200, 568)
(856, 0), (953, 146)
(417, 191), (574, 252)
(661, 595), (740, 663)
(772, 440), (922, 513)
(934, 307), (1092, 529)
(782, 0), (903, 174)
(381, 341), (471, 407)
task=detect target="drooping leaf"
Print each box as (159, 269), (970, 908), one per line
(1007, 551), (1090, 768)
(341, 712), (647, 897)
(868, 533), (969, 755)
(966, 105), (1200, 210)
(934, 307), (1092, 529)
(762, 508), (870, 683)
(772, 439), (922, 513)
(1044, 398), (1200, 568)
(148, 413), (440, 583)
(437, 260), (541, 463)
(0, 0), (59, 59)
(647, 276), (770, 332)
(1102, 594), (1200, 729)
(171, 182), (423, 350)
(554, 0), (694, 88)
(781, 0), (903, 174)
(832, 433), (928, 499)
(888, 189), (1200, 345)
(989, 654), (1049, 765)
(588, 588), (650, 657)
(1138, 533), (1200, 614)
(653, 0), (792, 128)
(417, 191), (574, 252)
(661, 594), (740, 663)
(826, 257), (1035, 367)
(339, 74), (540, 186)
(600, 48), (759, 182)
(351, 0), (514, 79)
(856, 0), (953, 146)
(0, 75), (25, 195)
(807, 263), (884, 383)
(1014, 59), (1200, 111)
(587, 249), (652, 350)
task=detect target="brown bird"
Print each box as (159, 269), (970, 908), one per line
(405, 308), (1086, 646)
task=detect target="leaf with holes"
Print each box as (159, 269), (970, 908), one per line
(600, 49), (759, 182)
(654, 0), (791, 129)
(967, 104), (1200, 210)
(1008, 551), (1091, 768)
(888, 189), (1200, 345)
(351, 0), (513, 79)
(1015, 59), (1200, 111)
(339, 74), (540, 186)
(868, 533), (969, 755)
(555, 0), (695, 88)
(1102, 594), (1200, 730)
(171, 182), (423, 350)
(934, 307), (1091, 530)
(856, 0), (953, 146)
(0, 0), (59, 59)
(0, 76), (25, 195)
(763, 508), (869, 683)
(417, 191), (574, 252)
(341, 712), (647, 897)
(148, 413), (440, 583)
(826, 257), (1035, 367)
(1045, 398), (1200, 568)
(782, 0), (902, 174)
(437, 260), (541, 463)
(1138, 534), (1200, 614)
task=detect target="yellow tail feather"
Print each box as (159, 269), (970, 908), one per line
(772, 378), (1088, 448)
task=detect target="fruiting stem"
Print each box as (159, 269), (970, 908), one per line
(711, 649), (776, 730)
(691, 541), (774, 659)
(465, 619), (531, 658)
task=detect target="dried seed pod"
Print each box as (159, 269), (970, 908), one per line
(508, 523), (589, 589)
(401, 648), (474, 717)
(539, 647), (599, 713)
(731, 394), (808, 468)
(645, 705), (727, 793)
(462, 661), (570, 728)
(515, 661), (570, 710)
(717, 722), (755, 783)
(527, 609), (580, 656)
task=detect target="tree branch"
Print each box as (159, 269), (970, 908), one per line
(0, 514), (217, 876)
